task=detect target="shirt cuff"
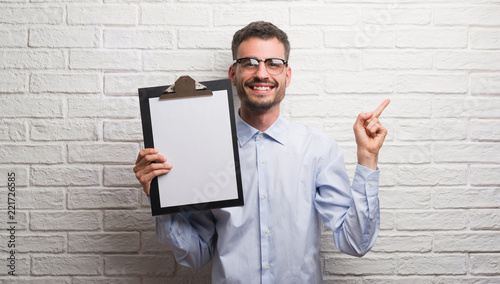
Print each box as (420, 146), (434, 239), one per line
(352, 163), (380, 196)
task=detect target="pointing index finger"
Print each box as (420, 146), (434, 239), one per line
(372, 99), (391, 118)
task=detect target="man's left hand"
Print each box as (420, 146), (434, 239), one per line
(353, 99), (391, 170)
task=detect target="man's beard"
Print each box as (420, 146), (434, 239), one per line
(237, 78), (285, 113)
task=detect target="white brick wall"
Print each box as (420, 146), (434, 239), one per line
(0, 0), (499, 282)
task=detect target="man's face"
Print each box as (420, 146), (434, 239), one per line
(228, 37), (291, 113)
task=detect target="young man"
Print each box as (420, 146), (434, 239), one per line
(134, 21), (390, 283)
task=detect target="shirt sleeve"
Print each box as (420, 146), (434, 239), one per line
(155, 210), (217, 268)
(314, 140), (380, 257)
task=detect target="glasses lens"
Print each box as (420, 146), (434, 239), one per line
(239, 58), (259, 74)
(265, 59), (285, 75)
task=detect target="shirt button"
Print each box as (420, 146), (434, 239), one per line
(265, 265), (270, 270)
(369, 215), (374, 220)
(261, 159), (266, 164)
(368, 181), (374, 185)
(265, 229), (270, 235)
(259, 133), (264, 138)
(263, 193), (268, 199)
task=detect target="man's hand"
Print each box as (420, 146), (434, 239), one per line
(353, 99), (390, 170)
(133, 148), (173, 196)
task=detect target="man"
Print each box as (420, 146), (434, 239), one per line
(134, 21), (390, 283)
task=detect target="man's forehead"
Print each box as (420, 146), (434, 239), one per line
(237, 37), (286, 58)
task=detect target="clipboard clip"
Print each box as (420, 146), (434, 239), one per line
(160, 75), (213, 100)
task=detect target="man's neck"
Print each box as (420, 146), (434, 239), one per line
(239, 105), (280, 132)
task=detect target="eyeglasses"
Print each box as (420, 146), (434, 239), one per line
(233, 57), (288, 75)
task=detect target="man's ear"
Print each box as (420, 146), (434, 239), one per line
(228, 65), (236, 86)
(285, 66), (292, 88)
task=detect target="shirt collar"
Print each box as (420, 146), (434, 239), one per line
(236, 111), (288, 147)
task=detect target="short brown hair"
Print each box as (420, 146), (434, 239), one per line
(231, 21), (290, 60)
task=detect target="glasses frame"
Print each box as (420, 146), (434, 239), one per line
(233, 57), (288, 75)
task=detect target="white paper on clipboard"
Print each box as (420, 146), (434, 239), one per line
(148, 90), (239, 208)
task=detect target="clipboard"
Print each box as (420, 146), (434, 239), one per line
(139, 76), (244, 216)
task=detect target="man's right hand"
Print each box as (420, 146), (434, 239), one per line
(133, 148), (173, 196)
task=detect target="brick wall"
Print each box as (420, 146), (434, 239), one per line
(0, 1), (499, 283)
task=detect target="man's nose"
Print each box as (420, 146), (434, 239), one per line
(254, 61), (269, 79)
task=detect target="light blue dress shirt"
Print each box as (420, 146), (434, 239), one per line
(155, 114), (380, 284)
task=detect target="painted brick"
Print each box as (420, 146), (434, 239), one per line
(0, 120), (27, 141)
(30, 211), (101, 231)
(288, 29), (324, 49)
(289, 97), (362, 118)
(324, 256), (395, 275)
(471, 165), (500, 186)
(471, 28), (500, 49)
(470, 73), (500, 95)
(0, 145), (64, 164)
(434, 6), (500, 26)
(395, 73), (468, 93)
(0, 255), (29, 276)
(396, 210), (467, 231)
(32, 255), (102, 276)
(362, 8), (431, 25)
(324, 28), (394, 48)
(31, 73), (101, 93)
(324, 72), (393, 93)
(470, 209), (500, 230)
(371, 234), (432, 253)
(0, 72), (27, 93)
(0, 6), (63, 24)
(104, 28), (174, 49)
(433, 97), (500, 118)
(68, 98), (137, 118)
(292, 51), (361, 71)
(10, 234), (66, 253)
(178, 30), (232, 49)
(434, 232), (500, 252)
(383, 144), (432, 164)
(141, 231), (170, 254)
(104, 165), (141, 187)
(470, 254), (500, 275)
(68, 143), (138, 164)
(31, 166), (100, 186)
(17, 188), (65, 210)
(433, 187), (500, 209)
(2, 50), (64, 69)
(397, 255), (467, 275)
(0, 27), (27, 47)
(70, 50), (141, 71)
(362, 51), (433, 70)
(31, 119), (99, 141)
(73, 278), (140, 284)
(67, 5), (138, 25)
(396, 119), (468, 141)
(434, 143), (500, 163)
(471, 119), (500, 141)
(380, 210), (394, 230)
(103, 120), (143, 142)
(143, 51), (214, 71)
(29, 27), (100, 48)
(69, 232), (140, 253)
(435, 51), (500, 70)
(142, 4), (210, 26)
(396, 28), (467, 48)
(379, 188), (431, 209)
(396, 165), (467, 186)
(0, 279), (69, 284)
(215, 4), (288, 27)
(104, 210), (155, 231)
(290, 6), (360, 26)
(0, 97), (63, 118)
(104, 255), (175, 276)
(104, 73), (176, 95)
(0, 167), (29, 186)
(67, 187), (139, 209)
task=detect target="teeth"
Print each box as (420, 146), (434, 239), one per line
(252, 86), (271, 91)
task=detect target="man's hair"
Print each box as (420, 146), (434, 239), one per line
(231, 21), (290, 60)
